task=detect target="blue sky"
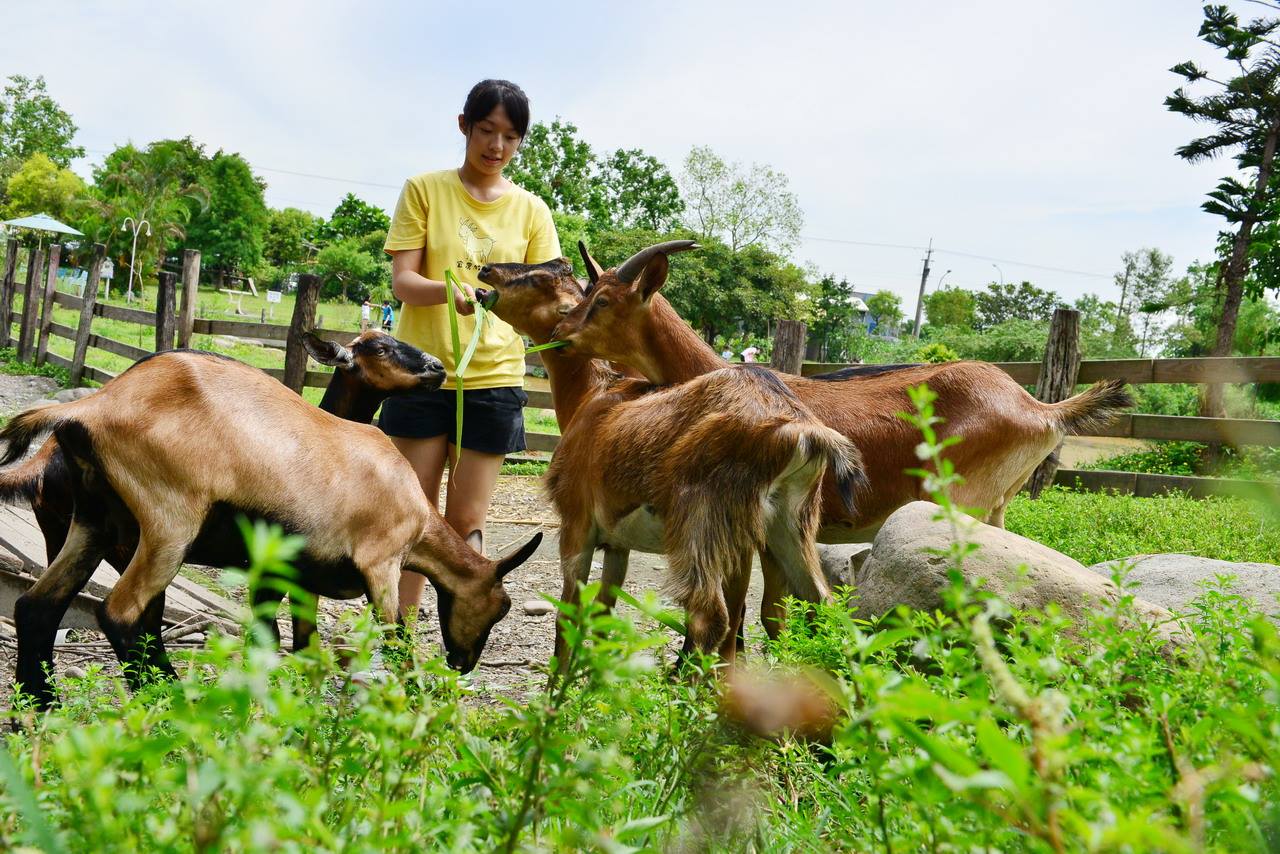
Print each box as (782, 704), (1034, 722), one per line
(2, 0), (1254, 309)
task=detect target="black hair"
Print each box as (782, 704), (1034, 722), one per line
(462, 79), (530, 138)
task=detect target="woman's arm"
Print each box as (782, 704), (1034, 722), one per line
(391, 248), (476, 315)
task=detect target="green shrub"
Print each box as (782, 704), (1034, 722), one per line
(913, 341), (960, 363)
(1083, 441), (1280, 482)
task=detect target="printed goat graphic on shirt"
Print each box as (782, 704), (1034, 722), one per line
(458, 217), (496, 264)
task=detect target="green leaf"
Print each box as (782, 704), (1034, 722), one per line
(613, 814), (670, 840)
(974, 716), (1031, 792)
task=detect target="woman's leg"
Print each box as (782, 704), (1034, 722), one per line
(442, 446), (506, 556)
(389, 434), (449, 619)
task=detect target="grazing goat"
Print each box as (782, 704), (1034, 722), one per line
(0, 349), (540, 707)
(0, 330), (441, 652)
(476, 260), (864, 664)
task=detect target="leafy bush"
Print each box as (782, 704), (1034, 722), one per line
(1082, 441), (1280, 482)
(913, 341), (960, 363)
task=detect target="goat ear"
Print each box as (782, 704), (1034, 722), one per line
(637, 253), (670, 302)
(496, 530), (543, 579)
(578, 240), (603, 286)
(301, 331), (354, 369)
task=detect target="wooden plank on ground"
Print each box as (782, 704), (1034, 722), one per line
(526, 431), (559, 453)
(0, 567), (103, 630)
(1051, 468), (1138, 494)
(1052, 467), (1280, 502)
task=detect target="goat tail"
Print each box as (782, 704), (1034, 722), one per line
(0, 402), (69, 467)
(1044, 379), (1134, 436)
(0, 449), (47, 505)
(792, 422), (865, 516)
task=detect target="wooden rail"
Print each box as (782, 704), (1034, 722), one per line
(3, 240), (1275, 500)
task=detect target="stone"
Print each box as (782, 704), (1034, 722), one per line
(63, 665), (86, 679)
(1088, 554), (1280, 619)
(50, 387), (96, 403)
(522, 599), (556, 617)
(852, 501), (1174, 636)
(817, 543), (872, 588)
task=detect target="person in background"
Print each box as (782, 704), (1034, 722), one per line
(381, 300), (395, 331)
(360, 299), (372, 331)
(720, 346), (733, 360)
(380, 78), (559, 623)
(741, 344), (760, 363)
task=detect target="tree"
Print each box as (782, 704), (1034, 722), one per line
(315, 237), (387, 302)
(82, 140), (210, 289)
(506, 119), (596, 216)
(0, 152), (87, 221)
(183, 151), (268, 282)
(923, 286), (976, 329)
(0, 74), (84, 169)
(588, 148), (684, 231)
(315, 193), (390, 245)
(866, 290), (904, 335)
(679, 146), (803, 254)
(264, 207), (321, 268)
(973, 281), (1063, 330)
(1167, 4), (1280, 417)
(1112, 248), (1174, 356)
(809, 274), (858, 360)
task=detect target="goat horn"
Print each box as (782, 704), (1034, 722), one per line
(578, 240), (604, 286)
(615, 240), (700, 284)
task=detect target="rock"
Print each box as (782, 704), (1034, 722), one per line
(817, 543), (872, 588)
(522, 599), (556, 617)
(50, 387), (96, 403)
(1088, 554), (1280, 619)
(852, 502), (1174, 636)
(63, 666), (86, 679)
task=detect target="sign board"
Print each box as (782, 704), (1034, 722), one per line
(266, 290), (282, 304)
(101, 260), (114, 280)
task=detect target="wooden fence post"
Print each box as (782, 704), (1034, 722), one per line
(770, 319), (807, 375)
(71, 244), (106, 386)
(177, 249), (201, 348)
(17, 248), (44, 362)
(1025, 307), (1082, 498)
(35, 244), (62, 365)
(282, 273), (320, 393)
(155, 271), (177, 352)
(0, 239), (17, 348)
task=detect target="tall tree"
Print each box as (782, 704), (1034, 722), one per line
(84, 140), (209, 290)
(0, 152), (87, 221)
(866, 290), (904, 335)
(973, 280), (1063, 330)
(679, 145), (803, 254)
(263, 207), (322, 269)
(315, 193), (390, 245)
(588, 148), (684, 231)
(184, 151), (268, 282)
(1167, 4), (1280, 417)
(923, 286), (976, 328)
(315, 237), (389, 302)
(1112, 248), (1173, 355)
(809, 274), (858, 359)
(506, 119), (596, 216)
(0, 74), (84, 170)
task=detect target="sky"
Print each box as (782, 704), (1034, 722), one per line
(1, 0), (1256, 312)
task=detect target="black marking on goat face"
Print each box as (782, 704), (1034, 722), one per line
(477, 258), (576, 290)
(352, 334), (445, 390)
(430, 579), (510, 673)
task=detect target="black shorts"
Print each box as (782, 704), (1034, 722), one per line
(378, 386), (528, 455)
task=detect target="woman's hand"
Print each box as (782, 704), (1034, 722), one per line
(450, 278), (477, 316)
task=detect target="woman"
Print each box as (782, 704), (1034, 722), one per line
(382, 79), (559, 620)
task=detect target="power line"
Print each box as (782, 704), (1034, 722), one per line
(801, 233), (1111, 279)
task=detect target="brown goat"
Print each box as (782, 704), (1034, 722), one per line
(0, 349), (540, 707)
(476, 260), (864, 665)
(514, 242), (1132, 635)
(0, 330), (443, 653)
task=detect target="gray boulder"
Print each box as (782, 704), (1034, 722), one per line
(852, 502), (1174, 636)
(50, 387), (96, 403)
(816, 543), (872, 588)
(1088, 554), (1280, 619)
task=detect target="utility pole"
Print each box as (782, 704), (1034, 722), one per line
(911, 237), (933, 339)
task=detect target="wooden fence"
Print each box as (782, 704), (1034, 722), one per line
(3, 240), (1276, 501)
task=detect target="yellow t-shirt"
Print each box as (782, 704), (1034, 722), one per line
(383, 169), (560, 389)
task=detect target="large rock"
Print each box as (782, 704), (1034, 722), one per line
(816, 543), (872, 588)
(1088, 554), (1280, 619)
(49, 386), (96, 403)
(852, 502), (1173, 634)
